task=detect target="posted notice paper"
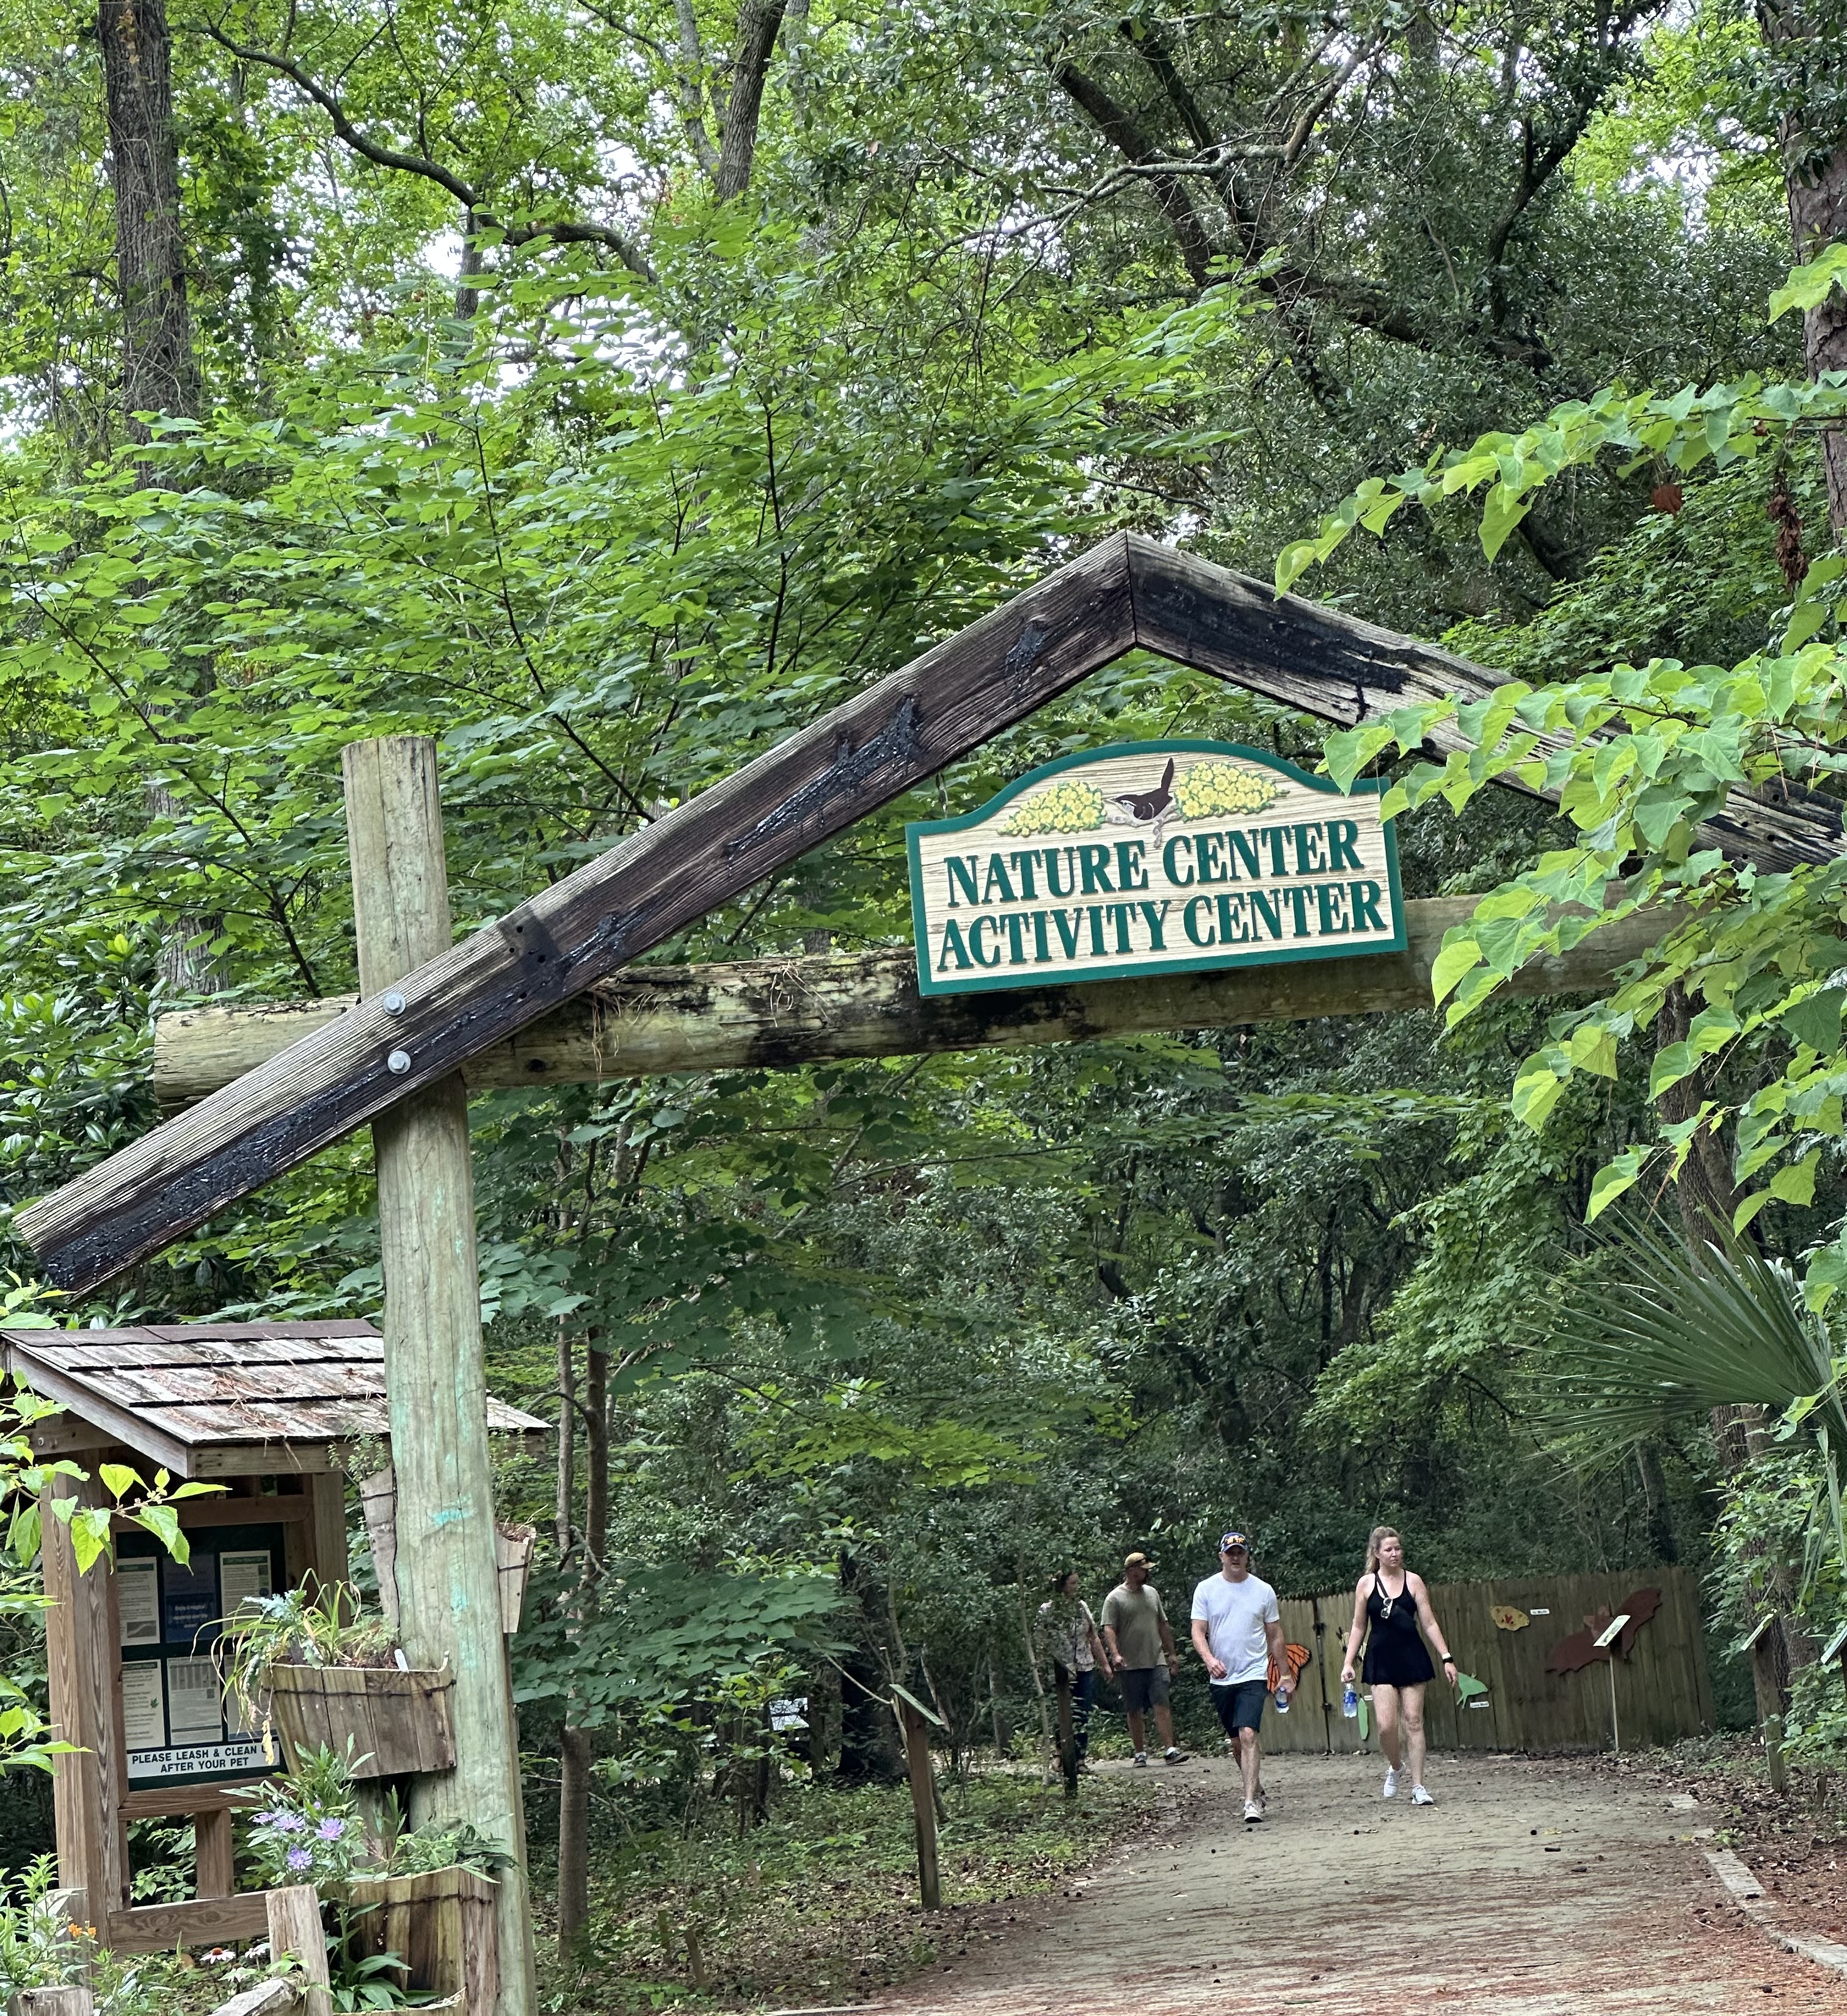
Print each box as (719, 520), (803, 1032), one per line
(122, 1663), (165, 1750)
(165, 1657), (225, 1744)
(219, 1549), (272, 1615)
(117, 1558), (160, 1648)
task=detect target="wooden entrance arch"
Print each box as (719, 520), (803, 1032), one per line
(20, 530), (1843, 1289)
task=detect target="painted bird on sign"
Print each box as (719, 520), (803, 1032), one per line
(1112, 757), (1176, 825)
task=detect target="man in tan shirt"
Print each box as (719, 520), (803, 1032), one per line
(1101, 1551), (1186, 1765)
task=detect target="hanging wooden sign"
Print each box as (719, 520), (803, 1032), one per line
(907, 740), (1404, 996)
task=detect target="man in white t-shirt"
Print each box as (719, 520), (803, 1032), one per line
(1190, 1529), (1288, 1824)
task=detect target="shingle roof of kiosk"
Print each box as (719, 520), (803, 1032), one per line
(0, 1320), (549, 1478)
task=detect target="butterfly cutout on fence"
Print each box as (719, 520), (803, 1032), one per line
(1267, 1642), (1313, 1694)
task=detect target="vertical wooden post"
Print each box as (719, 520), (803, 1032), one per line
(896, 1697), (941, 1911)
(42, 1471), (126, 1927)
(194, 1808), (234, 1899)
(344, 737), (536, 2016)
(9, 1988), (96, 2016)
(1054, 1668), (1077, 1797)
(266, 1885), (332, 2016)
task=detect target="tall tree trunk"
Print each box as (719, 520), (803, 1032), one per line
(1761, 0), (1847, 533)
(556, 1727), (593, 1949)
(712, 0), (787, 199)
(556, 1338), (608, 1953)
(555, 1318), (576, 1558)
(583, 1343), (608, 1568)
(1637, 1442), (1679, 1565)
(98, 0), (199, 447)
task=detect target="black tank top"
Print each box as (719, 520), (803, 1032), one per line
(1366, 1572), (1419, 1645)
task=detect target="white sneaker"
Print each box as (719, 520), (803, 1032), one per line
(1410, 1784), (1435, 1806)
(1164, 1747), (1185, 1764)
(1382, 1767), (1398, 1800)
(1243, 1799), (1262, 1823)
(1132, 1751), (1148, 1767)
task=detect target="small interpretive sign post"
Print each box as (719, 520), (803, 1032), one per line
(1594, 1613), (1632, 1753)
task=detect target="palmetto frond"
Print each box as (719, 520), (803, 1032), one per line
(1532, 1217), (1846, 1448)
(1529, 1216), (1847, 1574)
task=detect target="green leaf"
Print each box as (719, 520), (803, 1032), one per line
(1782, 988), (1846, 1057)
(1512, 1054), (1568, 1133)
(1650, 1042), (1698, 1101)
(67, 1508), (112, 1574)
(1430, 934), (1482, 1009)
(1733, 1189), (1774, 1236)
(133, 1503), (186, 1562)
(1586, 1149), (1647, 1222)
(1769, 245), (1847, 323)
(1769, 1145), (1822, 1207)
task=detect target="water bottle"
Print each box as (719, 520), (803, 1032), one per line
(1274, 1683), (1290, 1715)
(1342, 1685), (1359, 1720)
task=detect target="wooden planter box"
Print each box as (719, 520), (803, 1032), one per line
(266, 1663), (456, 1778)
(347, 1867), (499, 2016)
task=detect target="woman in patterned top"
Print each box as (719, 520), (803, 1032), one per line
(1037, 1568), (1112, 1767)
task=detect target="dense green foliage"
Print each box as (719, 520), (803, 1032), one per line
(5, 0), (1847, 1980)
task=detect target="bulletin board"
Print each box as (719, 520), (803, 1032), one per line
(115, 1522), (285, 1786)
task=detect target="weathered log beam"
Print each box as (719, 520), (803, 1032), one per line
(1129, 541), (1846, 874)
(23, 536), (1137, 1288)
(153, 896), (1672, 1106)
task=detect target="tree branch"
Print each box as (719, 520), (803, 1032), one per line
(1052, 60), (1215, 286)
(670, 0), (720, 173)
(193, 11), (657, 282)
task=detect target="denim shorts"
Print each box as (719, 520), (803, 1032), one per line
(1211, 1679), (1268, 1735)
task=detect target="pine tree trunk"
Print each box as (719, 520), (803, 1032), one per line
(98, 0), (199, 444)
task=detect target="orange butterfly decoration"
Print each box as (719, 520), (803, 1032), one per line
(1267, 1642), (1313, 1693)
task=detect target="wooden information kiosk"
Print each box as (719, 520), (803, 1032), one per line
(0, 1318), (546, 1954)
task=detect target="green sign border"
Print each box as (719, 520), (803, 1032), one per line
(905, 739), (1405, 998)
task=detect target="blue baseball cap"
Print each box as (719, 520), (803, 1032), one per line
(1219, 1530), (1249, 1554)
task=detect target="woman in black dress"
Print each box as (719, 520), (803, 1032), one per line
(1339, 1527), (1459, 1806)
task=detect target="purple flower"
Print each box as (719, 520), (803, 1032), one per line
(286, 1847), (312, 1872)
(269, 1813), (305, 1833)
(316, 1819), (345, 1841)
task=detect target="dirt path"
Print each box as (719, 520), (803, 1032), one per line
(871, 1751), (1847, 2014)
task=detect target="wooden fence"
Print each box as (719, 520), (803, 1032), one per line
(1254, 1566), (1713, 1755)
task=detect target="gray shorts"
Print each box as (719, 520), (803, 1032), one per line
(1121, 1665), (1170, 1714)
